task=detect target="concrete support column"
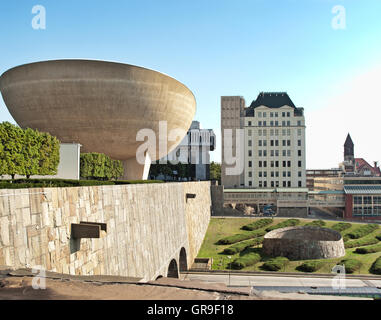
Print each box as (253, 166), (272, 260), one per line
(123, 153), (151, 180)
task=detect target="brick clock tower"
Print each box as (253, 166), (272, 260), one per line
(343, 133), (355, 172)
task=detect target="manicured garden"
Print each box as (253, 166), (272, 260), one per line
(197, 217), (381, 275)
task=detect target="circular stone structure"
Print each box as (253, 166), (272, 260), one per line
(0, 59), (196, 179)
(262, 226), (345, 260)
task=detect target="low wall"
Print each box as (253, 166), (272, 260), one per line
(0, 182), (211, 281)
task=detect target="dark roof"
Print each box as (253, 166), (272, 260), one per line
(344, 133), (354, 147)
(245, 92), (303, 116)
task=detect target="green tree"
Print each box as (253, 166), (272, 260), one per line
(23, 128), (41, 178)
(0, 122), (25, 178)
(80, 152), (123, 180)
(38, 132), (60, 176)
(210, 161), (221, 182)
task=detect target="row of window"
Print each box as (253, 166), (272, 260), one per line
(250, 150), (302, 157)
(353, 206), (381, 216)
(254, 129), (303, 137)
(353, 196), (381, 205)
(256, 111), (291, 118)
(248, 181), (303, 187)
(248, 139), (302, 147)
(248, 160), (303, 168)
(248, 120), (303, 127)
(248, 171), (303, 178)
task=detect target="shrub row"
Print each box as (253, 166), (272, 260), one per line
(262, 257), (289, 271)
(217, 230), (266, 245)
(230, 250), (261, 270)
(80, 153), (124, 180)
(0, 122), (60, 178)
(340, 259), (362, 274)
(296, 261), (325, 272)
(346, 224), (379, 240)
(0, 179), (163, 189)
(265, 219), (300, 232)
(331, 222), (352, 233)
(241, 218), (273, 231)
(370, 256), (381, 275)
(223, 237), (264, 255)
(344, 235), (380, 248)
(304, 220), (326, 227)
(355, 243), (381, 254)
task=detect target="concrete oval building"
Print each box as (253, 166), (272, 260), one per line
(262, 226), (345, 260)
(0, 59), (196, 179)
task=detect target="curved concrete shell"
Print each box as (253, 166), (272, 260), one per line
(0, 60), (196, 179)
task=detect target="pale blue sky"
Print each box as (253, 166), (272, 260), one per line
(1, 0), (381, 168)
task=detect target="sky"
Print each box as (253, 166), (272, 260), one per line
(0, 0), (381, 169)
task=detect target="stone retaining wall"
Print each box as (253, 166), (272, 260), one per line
(0, 182), (211, 281)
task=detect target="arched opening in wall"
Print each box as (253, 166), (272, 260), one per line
(167, 259), (179, 278)
(179, 247), (188, 272)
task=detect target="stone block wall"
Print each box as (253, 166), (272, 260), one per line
(0, 182), (211, 281)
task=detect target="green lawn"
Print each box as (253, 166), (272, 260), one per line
(197, 217), (381, 275)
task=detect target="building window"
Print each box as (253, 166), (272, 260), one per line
(248, 150), (252, 157)
(275, 112), (278, 117)
(298, 161), (302, 167)
(271, 171), (274, 177)
(264, 181), (267, 187)
(287, 129), (291, 136)
(287, 171), (291, 177)
(287, 140), (291, 146)
(298, 150), (301, 156)
(275, 171), (279, 177)
(259, 171), (262, 177)
(282, 150), (286, 157)
(264, 171), (267, 177)
(259, 181), (263, 187)
(248, 171), (252, 177)
(259, 161), (262, 167)
(258, 140), (262, 147)
(271, 150), (274, 157)
(248, 129), (252, 136)
(249, 181), (252, 186)
(263, 150), (267, 157)
(276, 181), (279, 187)
(298, 139), (301, 146)
(258, 150), (262, 157)
(287, 161), (291, 167)
(283, 171), (286, 177)
(263, 112), (267, 117)
(248, 121), (252, 126)
(271, 181), (274, 187)
(288, 181), (291, 187)
(287, 121), (290, 126)
(283, 161), (286, 168)
(275, 121), (279, 126)
(297, 120), (301, 126)
(258, 121), (262, 126)
(248, 140), (252, 146)
(282, 140), (286, 146)
(282, 112), (285, 117)
(298, 171), (302, 177)
(271, 160), (274, 167)
(259, 129), (262, 136)
(270, 121), (274, 126)
(270, 112), (273, 117)
(275, 150), (279, 157)
(263, 129), (267, 136)
(270, 129), (274, 136)
(282, 121), (286, 126)
(263, 121), (267, 126)
(248, 161), (252, 167)
(287, 150), (291, 157)
(263, 140), (267, 146)
(283, 181), (286, 187)
(298, 129), (302, 136)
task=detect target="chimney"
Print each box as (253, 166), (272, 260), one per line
(374, 161), (379, 169)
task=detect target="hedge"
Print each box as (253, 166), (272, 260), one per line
(346, 224), (379, 240)
(230, 250), (261, 270)
(0, 122), (60, 178)
(340, 259), (362, 274)
(370, 256), (381, 275)
(331, 222), (352, 233)
(217, 230), (266, 245)
(344, 235), (380, 249)
(0, 179), (163, 189)
(262, 257), (289, 271)
(304, 220), (326, 227)
(241, 218), (273, 231)
(355, 243), (381, 254)
(80, 153), (123, 180)
(222, 237), (264, 255)
(265, 219), (300, 232)
(296, 261), (325, 272)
